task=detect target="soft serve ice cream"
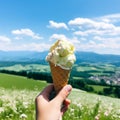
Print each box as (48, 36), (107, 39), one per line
(46, 39), (76, 70)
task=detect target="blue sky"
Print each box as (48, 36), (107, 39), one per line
(0, 0), (120, 54)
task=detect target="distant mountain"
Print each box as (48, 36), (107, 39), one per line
(75, 51), (120, 63)
(0, 51), (48, 62)
(0, 50), (120, 64)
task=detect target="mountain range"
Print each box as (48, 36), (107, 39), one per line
(0, 50), (120, 64)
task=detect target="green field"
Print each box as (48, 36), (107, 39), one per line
(88, 85), (109, 92)
(0, 64), (50, 73)
(0, 73), (47, 90)
(0, 73), (120, 120)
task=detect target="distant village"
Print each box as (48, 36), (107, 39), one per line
(89, 71), (120, 86)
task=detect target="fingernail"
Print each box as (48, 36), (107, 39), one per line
(66, 85), (72, 92)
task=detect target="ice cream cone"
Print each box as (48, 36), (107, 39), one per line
(49, 62), (70, 94)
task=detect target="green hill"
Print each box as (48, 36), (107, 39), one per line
(0, 73), (47, 90)
(0, 73), (120, 120)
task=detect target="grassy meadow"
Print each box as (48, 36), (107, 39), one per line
(0, 73), (47, 90)
(0, 73), (120, 120)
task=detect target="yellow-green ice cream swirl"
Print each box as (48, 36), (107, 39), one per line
(46, 39), (76, 70)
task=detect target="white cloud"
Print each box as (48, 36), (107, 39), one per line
(68, 18), (94, 26)
(94, 37), (120, 49)
(74, 29), (108, 36)
(0, 42), (50, 51)
(48, 20), (68, 30)
(74, 36), (120, 54)
(68, 17), (115, 30)
(68, 16), (120, 39)
(50, 34), (68, 41)
(12, 28), (43, 39)
(14, 36), (23, 40)
(0, 36), (11, 43)
(99, 13), (120, 23)
(17, 43), (50, 51)
(74, 31), (88, 36)
(93, 36), (103, 41)
(69, 37), (81, 44)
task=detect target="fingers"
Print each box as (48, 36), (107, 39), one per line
(61, 99), (71, 115)
(61, 104), (69, 115)
(36, 84), (54, 102)
(53, 85), (72, 106)
(63, 98), (71, 106)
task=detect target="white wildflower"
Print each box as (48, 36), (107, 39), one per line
(20, 113), (27, 119)
(70, 108), (75, 114)
(0, 107), (4, 113)
(77, 103), (82, 108)
(23, 102), (29, 108)
(96, 97), (101, 102)
(95, 114), (100, 120)
(104, 111), (109, 116)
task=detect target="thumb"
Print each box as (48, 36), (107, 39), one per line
(53, 85), (72, 106)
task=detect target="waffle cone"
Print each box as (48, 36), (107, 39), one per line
(49, 62), (70, 94)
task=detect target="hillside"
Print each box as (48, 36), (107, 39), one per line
(0, 73), (47, 90)
(0, 73), (120, 120)
(0, 73), (120, 109)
